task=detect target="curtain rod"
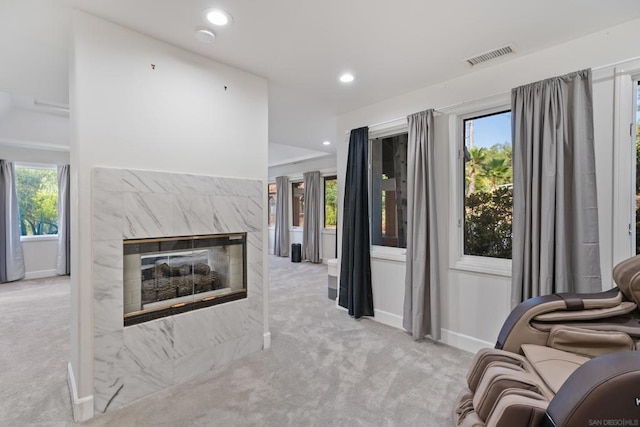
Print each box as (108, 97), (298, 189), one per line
(349, 56), (640, 134)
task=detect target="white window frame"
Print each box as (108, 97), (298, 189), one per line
(20, 234), (59, 242)
(321, 173), (337, 261)
(448, 96), (512, 276)
(632, 77), (640, 255)
(267, 181), (276, 230)
(368, 118), (408, 262)
(611, 61), (640, 266)
(14, 162), (59, 241)
(322, 174), (338, 232)
(289, 178), (304, 230)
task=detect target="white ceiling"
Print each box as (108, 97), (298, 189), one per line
(2, 0), (640, 163)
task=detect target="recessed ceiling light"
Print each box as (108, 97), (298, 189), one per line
(203, 9), (232, 26)
(339, 73), (354, 83)
(194, 27), (216, 43)
(323, 141), (331, 146)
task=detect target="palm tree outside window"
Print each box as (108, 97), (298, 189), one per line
(463, 111), (512, 259)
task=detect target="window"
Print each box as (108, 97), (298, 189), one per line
(636, 82), (640, 254)
(324, 176), (337, 229)
(268, 183), (276, 227)
(292, 181), (304, 227)
(371, 133), (408, 248)
(462, 110), (512, 259)
(610, 66), (640, 265)
(15, 165), (58, 236)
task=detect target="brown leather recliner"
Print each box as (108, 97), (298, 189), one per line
(453, 255), (640, 427)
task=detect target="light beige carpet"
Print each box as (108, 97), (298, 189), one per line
(0, 275), (73, 426)
(0, 256), (473, 426)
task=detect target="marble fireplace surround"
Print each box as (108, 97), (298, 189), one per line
(92, 167), (264, 413)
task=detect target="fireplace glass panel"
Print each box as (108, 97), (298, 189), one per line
(123, 233), (247, 325)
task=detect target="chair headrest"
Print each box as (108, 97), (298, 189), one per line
(612, 254), (640, 305)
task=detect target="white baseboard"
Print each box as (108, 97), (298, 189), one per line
(263, 332), (272, 349)
(335, 306), (403, 330)
(25, 269), (57, 280)
(67, 362), (94, 422)
(440, 329), (494, 354)
(369, 310), (493, 354)
(372, 308), (404, 329)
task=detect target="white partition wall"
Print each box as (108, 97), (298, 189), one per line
(70, 12), (268, 421)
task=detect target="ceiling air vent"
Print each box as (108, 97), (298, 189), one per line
(466, 44), (516, 66)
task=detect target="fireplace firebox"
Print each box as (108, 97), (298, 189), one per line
(123, 233), (247, 326)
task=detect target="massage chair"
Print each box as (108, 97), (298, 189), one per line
(453, 255), (640, 427)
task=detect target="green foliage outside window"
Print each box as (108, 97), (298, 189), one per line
(465, 186), (513, 259)
(325, 178), (337, 228)
(465, 143), (512, 195)
(16, 168), (58, 236)
(464, 131), (513, 258)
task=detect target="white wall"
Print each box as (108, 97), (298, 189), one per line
(336, 18), (640, 353)
(22, 237), (58, 279)
(0, 107), (69, 148)
(369, 257), (406, 327)
(321, 229), (337, 261)
(70, 11), (268, 421)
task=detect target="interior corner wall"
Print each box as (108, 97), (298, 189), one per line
(70, 11), (268, 419)
(336, 17), (640, 353)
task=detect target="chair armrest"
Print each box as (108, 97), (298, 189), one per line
(546, 325), (634, 357)
(545, 351), (640, 426)
(533, 301), (636, 322)
(495, 288), (621, 353)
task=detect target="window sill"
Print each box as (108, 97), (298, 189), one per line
(322, 228), (336, 234)
(451, 255), (511, 277)
(21, 234), (58, 242)
(370, 246), (406, 262)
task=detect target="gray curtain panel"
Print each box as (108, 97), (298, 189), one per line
(339, 127), (374, 318)
(0, 160), (25, 283)
(511, 69), (601, 307)
(403, 110), (440, 340)
(56, 165), (71, 275)
(274, 175), (290, 257)
(302, 171), (321, 263)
